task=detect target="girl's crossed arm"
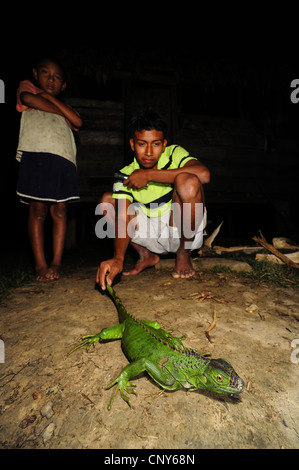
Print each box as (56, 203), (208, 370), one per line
(19, 91), (82, 130)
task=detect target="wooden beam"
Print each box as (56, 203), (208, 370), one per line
(252, 231), (299, 269)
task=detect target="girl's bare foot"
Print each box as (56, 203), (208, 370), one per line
(35, 266), (49, 282)
(46, 264), (61, 280)
(172, 251), (195, 279)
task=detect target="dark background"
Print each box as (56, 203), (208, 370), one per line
(1, 20), (299, 269)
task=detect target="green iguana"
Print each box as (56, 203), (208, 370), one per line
(69, 283), (244, 409)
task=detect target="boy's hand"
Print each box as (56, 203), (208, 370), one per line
(124, 169), (149, 189)
(96, 258), (123, 290)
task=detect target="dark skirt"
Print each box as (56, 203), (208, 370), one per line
(17, 152), (80, 204)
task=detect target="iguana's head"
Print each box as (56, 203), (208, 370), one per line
(201, 358), (244, 395)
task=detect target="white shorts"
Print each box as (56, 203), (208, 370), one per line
(131, 203), (207, 254)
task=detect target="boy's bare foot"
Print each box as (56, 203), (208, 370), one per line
(123, 244), (160, 276)
(172, 251), (195, 279)
(46, 264), (61, 280)
(35, 266), (50, 282)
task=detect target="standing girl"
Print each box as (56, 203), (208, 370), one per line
(16, 57), (82, 281)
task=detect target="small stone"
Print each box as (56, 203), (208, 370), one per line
(246, 303), (259, 313)
(40, 401), (54, 419)
(42, 422), (55, 445)
(153, 294), (165, 300)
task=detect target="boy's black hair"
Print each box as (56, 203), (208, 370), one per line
(129, 109), (168, 140)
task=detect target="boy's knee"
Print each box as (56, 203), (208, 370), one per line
(100, 192), (114, 205)
(174, 173), (202, 199)
(97, 193), (115, 219)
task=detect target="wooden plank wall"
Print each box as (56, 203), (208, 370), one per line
(66, 98), (125, 202)
(64, 99), (298, 242)
(177, 113), (298, 205)
(66, 99), (298, 207)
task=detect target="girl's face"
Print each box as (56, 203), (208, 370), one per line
(33, 60), (66, 97)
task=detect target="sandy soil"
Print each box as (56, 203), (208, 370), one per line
(0, 257), (299, 449)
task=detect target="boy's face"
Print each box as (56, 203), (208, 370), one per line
(33, 60), (66, 97)
(130, 129), (167, 170)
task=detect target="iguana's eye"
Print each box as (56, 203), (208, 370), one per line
(216, 374), (223, 382)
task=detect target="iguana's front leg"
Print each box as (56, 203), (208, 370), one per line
(68, 323), (125, 355)
(106, 357), (180, 410)
(106, 365), (138, 410)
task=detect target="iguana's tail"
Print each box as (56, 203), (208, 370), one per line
(106, 282), (129, 323)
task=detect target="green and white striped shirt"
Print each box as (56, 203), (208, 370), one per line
(112, 145), (197, 217)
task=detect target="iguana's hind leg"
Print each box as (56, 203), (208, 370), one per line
(68, 323), (125, 354)
(140, 321), (186, 350)
(141, 320), (161, 329)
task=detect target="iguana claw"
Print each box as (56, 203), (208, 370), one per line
(68, 334), (101, 355)
(106, 377), (136, 410)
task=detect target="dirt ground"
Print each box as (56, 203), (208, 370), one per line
(1, 255), (299, 449)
